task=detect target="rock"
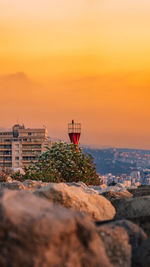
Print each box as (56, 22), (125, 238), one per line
(101, 190), (133, 202)
(23, 180), (48, 191)
(96, 222), (131, 267)
(67, 182), (98, 194)
(114, 196), (150, 220)
(97, 186), (129, 194)
(96, 219), (147, 255)
(0, 189), (112, 267)
(5, 176), (13, 183)
(127, 215), (150, 236)
(0, 181), (25, 190)
(113, 196), (150, 235)
(132, 237), (150, 267)
(96, 219), (147, 267)
(34, 183), (116, 221)
(128, 187), (150, 197)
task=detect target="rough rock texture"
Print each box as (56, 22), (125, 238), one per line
(101, 190), (133, 202)
(0, 189), (112, 267)
(132, 237), (150, 267)
(67, 181), (98, 194)
(96, 219), (147, 254)
(113, 196), (150, 236)
(23, 179), (49, 191)
(128, 215), (150, 236)
(34, 183), (116, 221)
(128, 186), (150, 197)
(0, 181), (25, 190)
(97, 223), (131, 267)
(114, 196), (150, 220)
(96, 219), (147, 267)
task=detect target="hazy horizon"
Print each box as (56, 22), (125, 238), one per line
(0, 0), (150, 149)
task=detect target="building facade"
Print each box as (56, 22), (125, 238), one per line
(0, 124), (52, 170)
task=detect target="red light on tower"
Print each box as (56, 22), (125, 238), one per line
(68, 120), (81, 147)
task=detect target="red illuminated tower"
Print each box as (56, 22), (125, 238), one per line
(68, 120), (81, 147)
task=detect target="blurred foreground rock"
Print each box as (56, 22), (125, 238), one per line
(34, 182), (116, 221)
(96, 219), (147, 262)
(97, 222), (131, 267)
(132, 237), (150, 267)
(0, 189), (112, 267)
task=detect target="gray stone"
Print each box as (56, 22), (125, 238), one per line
(0, 181), (25, 190)
(114, 196), (150, 220)
(97, 223), (131, 267)
(128, 187), (150, 197)
(132, 237), (150, 267)
(101, 190), (133, 203)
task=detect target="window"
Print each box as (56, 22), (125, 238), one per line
(28, 132), (32, 136)
(15, 157), (19, 160)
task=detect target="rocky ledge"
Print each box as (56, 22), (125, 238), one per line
(0, 178), (150, 267)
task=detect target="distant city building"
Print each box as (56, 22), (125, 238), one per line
(0, 124), (52, 170)
(142, 169), (150, 185)
(99, 175), (108, 185)
(130, 171), (141, 181)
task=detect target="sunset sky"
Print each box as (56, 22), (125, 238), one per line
(0, 0), (150, 149)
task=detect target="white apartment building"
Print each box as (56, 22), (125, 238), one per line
(0, 124), (52, 170)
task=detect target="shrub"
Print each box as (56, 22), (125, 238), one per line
(22, 142), (100, 185)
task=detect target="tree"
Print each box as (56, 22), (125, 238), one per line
(22, 142), (100, 185)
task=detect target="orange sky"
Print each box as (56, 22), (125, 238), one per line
(0, 0), (150, 149)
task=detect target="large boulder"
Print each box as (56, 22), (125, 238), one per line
(113, 196), (150, 235)
(0, 189), (112, 267)
(132, 237), (150, 267)
(34, 183), (116, 221)
(114, 196), (150, 219)
(128, 186), (150, 197)
(96, 219), (147, 267)
(97, 223), (131, 267)
(96, 219), (147, 253)
(128, 215), (150, 236)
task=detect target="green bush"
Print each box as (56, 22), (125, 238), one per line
(22, 142), (100, 185)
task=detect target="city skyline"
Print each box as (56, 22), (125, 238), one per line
(0, 0), (150, 149)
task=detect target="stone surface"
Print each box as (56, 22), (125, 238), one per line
(34, 183), (116, 221)
(114, 196), (150, 220)
(96, 219), (147, 267)
(97, 223), (131, 267)
(67, 181), (98, 194)
(0, 180), (25, 190)
(0, 189), (112, 267)
(23, 179), (49, 191)
(128, 186), (150, 197)
(113, 196), (150, 236)
(132, 237), (150, 267)
(128, 215), (150, 236)
(101, 190), (133, 202)
(97, 219), (147, 253)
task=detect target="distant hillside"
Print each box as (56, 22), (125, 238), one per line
(82, 147), (150, 176)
